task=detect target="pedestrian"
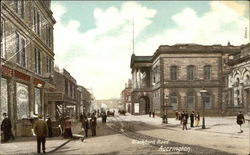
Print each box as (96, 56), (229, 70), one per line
(63, 116), (73, 138)
(1, 112), (14, 142)
(190, 111), (195, 128)
(90, 113), (97, 136)
(185, 111), (189, 124)
(236, 111), (245, 133)
(149, 111), (151, 117)
(195, 112), (200, 127)
(182, 115), (188, 130)
(175, 111), (178, 120)
(46, 116), (53, 137)
(81, 116), (89, 137)
(103, 112), (107, 123)
(32, 114), (48, 154)
(152, 111), (155, 118)
(180, 111), (184, 124)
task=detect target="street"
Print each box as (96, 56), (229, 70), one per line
(1, 114), (247, 155)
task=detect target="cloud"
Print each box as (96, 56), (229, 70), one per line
(51, 1), (249, 99)
(51, 2), (157, 99)
(136, 1), (249, 55)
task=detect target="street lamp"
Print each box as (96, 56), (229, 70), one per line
(200, 88), (208, 129)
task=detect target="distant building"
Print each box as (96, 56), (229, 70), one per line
(225, 43), (250, 114)
(130, 44), (242, 116)
(120, 79), (132, 113)
(77, 85), (93, 115)
(1, 0), (56, 136)
(53, 68), (78, 120)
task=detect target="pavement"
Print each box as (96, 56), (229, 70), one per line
(0, 136), (71, 154)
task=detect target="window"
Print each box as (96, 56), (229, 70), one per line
(204, 93), (212, 109)
(187, 66), (195, 80)
(170, 93), (178, 110)
(46, 57), (53, 73)
(1, 78), (8, 120)
(34, 88), (41, 115)
(1, 18), (5, 58)
(16, 32), (26, 67)
(204, 65), (211, 80)
(15, 0), (24, 18)
(170, 66), (177, 80)
(35, 48), (41, 74)
(187, 92), (194, 109)
(33, 7), (40, 35)
(46, 25), (52, 47)
(16, 82), (29, 120)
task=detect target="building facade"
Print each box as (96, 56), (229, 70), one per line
(225, 43), (250, 115)
(77, 85), (93, 116)
(120, 79), (132, 113)
(1, 0), (55, 136)
(130, 44), (241, 116)
(52, 68), (78, 121)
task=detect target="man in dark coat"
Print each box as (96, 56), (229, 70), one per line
(33, 114), (48, 153)
(237, 111), (245, 133)
(81, 116), (89, 137)
(90, 113), (97, 136)
(190, 111), (195, 127)
(1, 113), (14, 142)
(46, 117), (53, 137)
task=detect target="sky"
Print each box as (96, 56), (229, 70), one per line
(51, 1), (249, 100)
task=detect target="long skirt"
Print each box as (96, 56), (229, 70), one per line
(63, 128), (73, 138)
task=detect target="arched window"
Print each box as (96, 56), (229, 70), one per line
(170, 93), (178, 110)
(187, 91), (194, 109)
(170, 66), (177, 80)
(204, 65), (211, 80)
(187, 65), (195, 80)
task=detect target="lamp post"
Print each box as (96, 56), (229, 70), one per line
(200, 88), (208, 129)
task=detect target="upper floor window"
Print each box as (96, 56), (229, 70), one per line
(187, 65), (195, 80)
(170, 66), (177, 80)
(34, 48), (41, 74)
(46, 25), (52, 47)
(46, 57), (53, 73)
(15, 0), (24, 19)
(204, 65), (211, 80)
(16, 32), (26, 67)
(33, 7), (41, 36)
(1, 18), (5, 58)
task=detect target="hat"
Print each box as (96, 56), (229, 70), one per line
(38, 114), (43, 119)
(3, 112), (7, 116)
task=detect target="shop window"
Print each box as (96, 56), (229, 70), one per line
(16, 82), (29, 119)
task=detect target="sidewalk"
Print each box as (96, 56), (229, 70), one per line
(0, 136), (71, 154)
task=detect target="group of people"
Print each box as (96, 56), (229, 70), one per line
(149, 111), (155, 118)
(175, 111), (200, 130)
(80, 113), (97, 137)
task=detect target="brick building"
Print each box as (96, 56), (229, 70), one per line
(120, 79), (132, 113)
(130, 44), (241, 116)
(1, 0), (55, 136)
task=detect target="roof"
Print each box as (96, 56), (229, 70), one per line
(130, 54), (152, 68)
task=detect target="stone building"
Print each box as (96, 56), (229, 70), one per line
(52, 68), (78, 121)
(1, 0), (55, 136)
(120, 79), (132, 113)
(130, 44), (241, 116)
(77, 85), (93, 115)
(225, 43), (250, 115)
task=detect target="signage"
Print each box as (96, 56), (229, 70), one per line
(1, 65), (13, 77)
(47, 93), (63, 101)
